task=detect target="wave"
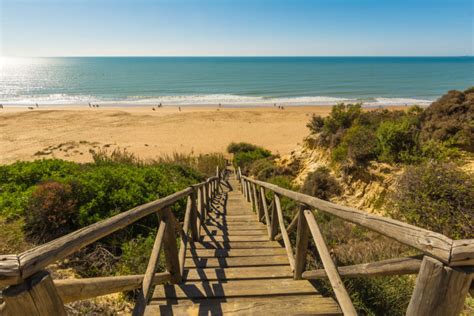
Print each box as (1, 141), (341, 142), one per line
(0, 94), (434, 107)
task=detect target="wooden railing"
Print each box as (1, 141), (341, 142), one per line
(0, 167), (224, 316)
(237, 167), (473, 316)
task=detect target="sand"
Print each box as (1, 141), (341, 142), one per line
(0, 105), (405, 164)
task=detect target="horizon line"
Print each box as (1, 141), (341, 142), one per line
(2, 55), (473, 58)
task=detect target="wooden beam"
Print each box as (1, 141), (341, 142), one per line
(275, 211), (299, 241)
(3, 270), (66, 316)
(294, 207), (310, 280)
(304, 210), (357, 316)
(133, 219), (166, 316)
(407, 256), (472, 316)
(0, 255), (21, 287)
(274, 194), (295, 271)
(162, 208), (182, 284)
(178, 196), (193, 276)
(302, 256), (422, 279)
(189, 189), (199, 241)
(260, 187), (272, 238)
(243, 176), (453, 264)
(54, 272), (171, 303)
(450, 239), (474, 266)
(270, 199), (279, 241)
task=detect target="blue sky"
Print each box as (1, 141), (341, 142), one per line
(1, 0), (472, 56)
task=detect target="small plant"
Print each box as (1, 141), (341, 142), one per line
(301, 167), (341, 200)
(227, 142), (261, 154)
(307, 114), (325, 134)
(332, 125), (378, 166)
(376, 117), (420, 163)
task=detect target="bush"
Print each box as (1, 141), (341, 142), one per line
(389, 162), (474, 239)
(376, 117), (420, 163)
(332, 125), (378, 166)
(25, 181), (79, 243)
(227, 142), (261, 154)
(117, 233), (162, 275)
(301, 167), (341, 200)
(307, 114), (325, 134)
(248, 158), (283, 181)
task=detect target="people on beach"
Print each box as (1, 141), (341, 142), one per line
(178, 106), (181, 111)
(36, 103), (39, 108)
(0, 104), (3, 109)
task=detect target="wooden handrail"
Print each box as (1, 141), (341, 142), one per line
(241, 176), (468, 265)
(0, 172), (222, 316)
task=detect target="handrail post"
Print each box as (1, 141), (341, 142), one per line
(270, 196), (279, 240)
(259, 186), (272, 238)
(406, 256), (472, 316)
(162, 208), (182, 284)
(190, 188), (199, 241)
(3, 270), (66, 316)
(294, 206), (310, 280)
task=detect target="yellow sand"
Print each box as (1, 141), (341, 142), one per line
(0, 105), (405, 164)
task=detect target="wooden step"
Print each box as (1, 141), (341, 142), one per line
(184, 255), (289, 268)
(190, 241), (282, 249)
(184, 266), (293, 281)
(204, 223), (266, 230)
(152, 279), (319, 300)
(146, 295), (342, 315)
(205, 229), (267, 236)
(186, 247), (286, 258)
(201, 235), (269, 242)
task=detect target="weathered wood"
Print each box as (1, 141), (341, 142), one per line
(275, 211), (299, 241)
(302, 256), (422, 279)
(407, 256), (472, 316)
(16, 187), (193, 281)
(450, 239), (474, 266)
(162, 208), (182, 284)
(186, 247), (286, 257)
(3, 270), (66, 316)
(270, 197), (279, 240)
(0, 255), (21, 287)
(185, 255), (290, 268)
(184, 266), (292, 281)
(243, 176), (453, 264)
(55, 272), (171, 303)
(191, 240), (282, 249)
(304, 210), (357, 316)
(178, 196), (193, 276)
(294, 208), (310, 280)
(133, 219), (167, 316)
(274, 194), (296, 271)
(190, 189), (199, 241)
(201, 235), (270, 242)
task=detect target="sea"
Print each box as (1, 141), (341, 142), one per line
(1, 56), (473, 107)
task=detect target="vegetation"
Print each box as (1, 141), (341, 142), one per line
(226, 142), (272, 174)
(300, 167), (341, 200)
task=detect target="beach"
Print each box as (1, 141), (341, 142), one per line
(0, 105), (405, 164)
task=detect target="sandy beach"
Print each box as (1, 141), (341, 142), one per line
(0, 105), (406, 164)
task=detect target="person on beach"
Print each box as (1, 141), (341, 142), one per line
(36, 103), (39, 108)
(0, 104), (3, 109)
(179, 106), (181, 111)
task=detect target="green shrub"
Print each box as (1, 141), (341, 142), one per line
(307, 114), (325, 134)
(249, 158), (281, 181)
(233, 148), (272, 173)
(301, 167), (341, 200)
(389, 162), (473, 239)
(332, 125), (378, 166)
(117, 233), (162, 275)
(25, 181), (79, 243)
(227, 142), (261, 154)
(376, 117), (420, 163)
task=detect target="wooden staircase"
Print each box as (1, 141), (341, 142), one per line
(145, 175), (342, 315)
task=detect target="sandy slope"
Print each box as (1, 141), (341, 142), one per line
(0, 105), (404, 164)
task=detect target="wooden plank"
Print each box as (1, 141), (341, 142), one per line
(407, 256), (472, 316)
(304, 210), (357, 316)
(270, 198), (279, 240)
(55, 272), (171, 303)
(302, 257), (422, 279)
(184, 266), (293, 281)
(162, 208), (181, 284)
(146, 295), (342, 316)
(3, 270), (66, 316)
(186, 247), (286, 258)
(243, 176), (453, 263)
(190, 189), (199, 241)
(190, 241), (282, 249)
(260, 186), (272, 238)
(16, 187), (193, 281)
(152, 278), (320, 299)
(178, 196), (193, 276)
(133, 219), (167, 316)
(275, 194), (296, 271)
(0, 254), (21, 287)
(205, 228), (267, 236)
(201, 235), (269, 242)
(450, 239), (474, 266)
(184, 255), (290, 268)
(294, 208), (310, 279)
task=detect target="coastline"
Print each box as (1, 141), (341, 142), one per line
(0, 104), (409, 164)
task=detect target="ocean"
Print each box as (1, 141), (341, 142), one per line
(1, 56), (473, 107)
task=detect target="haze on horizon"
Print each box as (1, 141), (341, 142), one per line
(0, 0), (473, 57)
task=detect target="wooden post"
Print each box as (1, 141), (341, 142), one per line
(252, 183), (260, 220)
(294, 207), (310, 280)
(201, 185), (207, 224)
(248, 182), (255, 209)
(190, 190), (199, 241)
(260, 187), (272, 238)
(274, 194), (295, 271)
(3, 270), (66, 316)
(270, 197), (279, 240)
(406, 256), (472, 316)
(178, 196), (193, 276)
(133, 219), (167, 316)
(162, 208), (182, 284)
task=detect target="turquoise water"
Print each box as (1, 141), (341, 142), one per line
(1, 57), (473, 106)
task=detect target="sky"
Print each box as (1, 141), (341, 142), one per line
(0, 0), (472, 57)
